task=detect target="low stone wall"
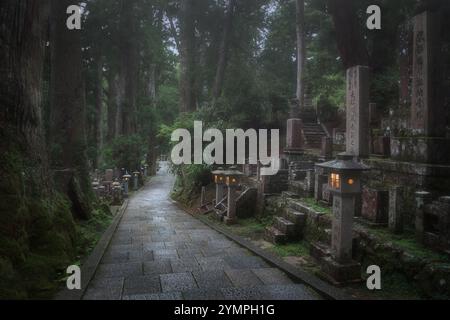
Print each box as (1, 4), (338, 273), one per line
(279, 196), (450, 299)
(391, 137), (450, 165)
(363, 158), (450, 229)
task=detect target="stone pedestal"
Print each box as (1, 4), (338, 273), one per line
(314, 171), (328, 202)
(133, 172), (140, 191)
(331, 194), (355, 263)
(225, 186), (238, 225)
(201, 187), (206, 207)
(320, 137), (333, 161)
(389, 186), (404, 234)
(215, 184), (226, 205)
(286, 119), (304, 152)
(123, 180), (129, 198)
(319, 257), (361, 286)
(346, 66), (370, 158)
(415, 191), (433, 243)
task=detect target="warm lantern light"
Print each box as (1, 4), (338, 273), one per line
(331, 173), (341, 189)
(223, 167), (243, 187)
(212, 168), (226, 185)
(348, 179), (355, 185)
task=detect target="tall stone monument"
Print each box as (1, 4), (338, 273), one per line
(411, 11), (442, 136)
(346, 66), (370, 159)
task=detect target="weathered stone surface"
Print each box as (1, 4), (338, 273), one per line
(389, 186), (404, 234)
(192, 270), (233, 290)
(252, 268), (292, 285)
(320, 137), (333, 160)
(411, 11), (445, 137)
(346, 65), (370, 158)
(260, 170), (289, 194)
(361, 187), (389, 224)
(331, 196), (355, 264)
(123, 275), (161, 296)
(391, 137), (450, 165)
(225, 270), (264, 287)
(286, 119), (304, 151)
(160, 273), (198, 293)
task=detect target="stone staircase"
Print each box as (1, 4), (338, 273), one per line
(264, 197), (307, 245)
(299, 108), (327, 149)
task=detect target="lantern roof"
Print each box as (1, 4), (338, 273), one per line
(223, 166), (244, 177)
(212, 167), (226, 175)
(317, 153), (370, 172)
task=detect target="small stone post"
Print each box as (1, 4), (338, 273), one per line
(201, 187), (206, 207)
(225, 186), (237, 225)
(415, 191), (432, 243)
(133, 171), (140, 191)
(122, 173), (131, 198)
(389, 186), (404, 234)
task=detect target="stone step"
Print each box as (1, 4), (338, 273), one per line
(281, 191), (300, 200)
(264, 227), (287, 245)
(274, 217), (296, 236)
(284, 208), (307, 227)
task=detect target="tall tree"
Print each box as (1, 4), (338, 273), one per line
(0, 0), (78, 299)
(49, 0), (92, 219)
(296, 0), (306, 110)
(118, 0), (139, 135)
(179, 0), (197, 112)
(212, 0), (237, 105)
(0, 0), (50, 196)
(327, 0), (369, 69)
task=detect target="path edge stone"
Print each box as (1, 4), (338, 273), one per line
(54, 199), (130, 300)
(193, 213), (353, 301)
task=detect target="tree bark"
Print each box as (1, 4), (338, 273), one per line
(118, 0), (139, 135)
(296, 0), (306, 110)
(212, 0), (237, 105)
(0, 0), (50, 192)
(93, 56), (104, 168)
(327, 0), (369, 69)
(179, 0), (197, 113)
(49, 0), (92, 219)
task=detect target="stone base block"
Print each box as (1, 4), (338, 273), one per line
(310, 242), (332, 261)
(319, 257), (362, 286)
(264, 227), (287, 245)
(224, 216), (237, 225)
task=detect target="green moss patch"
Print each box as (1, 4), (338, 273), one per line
(270, 241), (311, 258)
(301, 198), (332, 215)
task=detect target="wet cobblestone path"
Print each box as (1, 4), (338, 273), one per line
(83, 163), (321, 300)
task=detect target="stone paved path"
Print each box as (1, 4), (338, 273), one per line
(83, 162), (321, 300)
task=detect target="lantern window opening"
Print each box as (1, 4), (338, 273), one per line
(331, 173), (341, 189)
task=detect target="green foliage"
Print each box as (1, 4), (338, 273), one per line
(75, 205), (113, 258)
(171, 164), (212, 206)
(302, 197), (332, 215)
(101, 135), (145, 171)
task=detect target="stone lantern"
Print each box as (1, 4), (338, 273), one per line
(112, 180), (122, 205)
(92, 179), (100, 197)
(316, 153), (370, 284)
(212, 167), (226, 205)
(223, 167), (243, 225)
(144, 164), (149, 177)
(122, 172), (132, 197)
(133, 171), (140, 191)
